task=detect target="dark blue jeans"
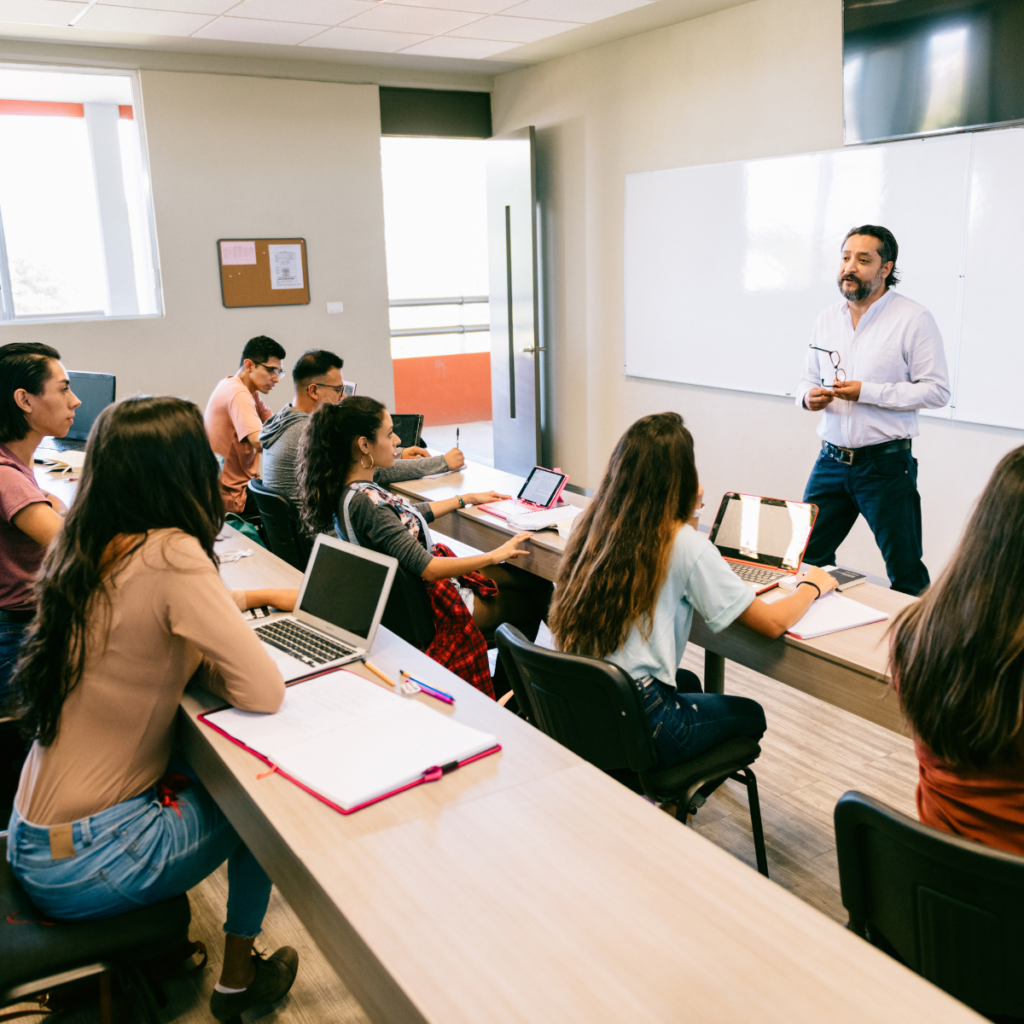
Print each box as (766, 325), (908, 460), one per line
(640, 672), (766, 771)
(802, 447), (929, 596)
(0, 620), (27, 709)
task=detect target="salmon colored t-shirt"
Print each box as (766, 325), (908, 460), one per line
(203, 375), (270, 513)
(915, 738), (1024, 856)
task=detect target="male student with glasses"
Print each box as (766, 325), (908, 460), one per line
(796, 225), (950, 596)
(260, 348), (465, 508)
(204, 335), (285, 521)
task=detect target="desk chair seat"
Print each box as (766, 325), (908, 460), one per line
(0, 837), (192, 1023)
(495, 624), (769, 876)
(835, 791), (1024, 1019)
(247, 480), (311, 571)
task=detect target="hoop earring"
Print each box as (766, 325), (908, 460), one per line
(359, 453), (375, 470)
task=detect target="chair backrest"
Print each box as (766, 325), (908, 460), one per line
(247, 480), (312, 571)
(391, 413), (424, 449)
(494, 624), (657, 773)
(834, 790), (1024, 1017)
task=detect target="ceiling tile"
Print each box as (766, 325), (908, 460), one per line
(448, 12), (579, 41)
(76, 4), (213, 35)
(193, 14), (323, 41)
(399, 34), (516, 58)
(0, 0), (87, 27)
(391, 0), (519, 12)
(300, 25), (431, 51)
(501, 0), (651, 22)
(341, 3), (482, 35)
(225, 0), (376, 25)
(96, 0), (236, 14)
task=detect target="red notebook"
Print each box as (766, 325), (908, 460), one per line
(199, 670), (500, 815)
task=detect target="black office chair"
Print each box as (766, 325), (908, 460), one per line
(0, 837), (194, 1024)
(247, 480), (312, 571)
(495, 624), (769, 876)
(835, 790), (1024, 1019)
(391, 413), (424, 450)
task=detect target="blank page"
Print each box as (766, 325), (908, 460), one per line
(786, 593), (888, 640)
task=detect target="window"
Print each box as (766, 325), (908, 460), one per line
(0, 65), (161, 323)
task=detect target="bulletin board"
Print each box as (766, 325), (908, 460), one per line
(218, 238), (310, 308)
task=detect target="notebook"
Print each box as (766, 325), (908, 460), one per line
(200, 671), (500, 813)
(786, 592), (888, 639)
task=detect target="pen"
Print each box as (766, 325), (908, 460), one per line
(456, 427), (460, 448)
(401, 670), (455, 704)
(365, 660), (401, 693)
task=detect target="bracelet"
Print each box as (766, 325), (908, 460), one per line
(457, 495), (466, 509)
(797, 580), (821, 599)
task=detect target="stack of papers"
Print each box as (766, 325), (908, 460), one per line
(203, 671), (498, 811)
(786, 592), (888, 640)
(507, 504), (581, 531)
(35, 449), (85, 472)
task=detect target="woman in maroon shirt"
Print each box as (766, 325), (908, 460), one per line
(891, 444), (1024, 855)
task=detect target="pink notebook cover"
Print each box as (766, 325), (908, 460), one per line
(199, 707), (501, 816)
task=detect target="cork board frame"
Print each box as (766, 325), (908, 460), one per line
(218, 238), (310, 308)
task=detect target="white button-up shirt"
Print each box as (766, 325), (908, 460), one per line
(795, 289), (951, 449)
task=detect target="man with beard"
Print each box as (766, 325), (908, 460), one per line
(795, 225), (949, 595)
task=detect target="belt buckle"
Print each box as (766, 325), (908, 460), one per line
(828, 443), (854, 465)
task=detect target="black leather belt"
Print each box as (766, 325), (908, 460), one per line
(0, 608), (33, 624)
(822, 438), (911, 466)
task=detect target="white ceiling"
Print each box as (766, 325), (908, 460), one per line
(0, 0), (750, 74)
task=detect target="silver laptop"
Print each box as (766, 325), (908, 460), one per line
(250, 535), (397, 682)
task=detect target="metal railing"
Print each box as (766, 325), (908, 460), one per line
(389, 296), (489, 339)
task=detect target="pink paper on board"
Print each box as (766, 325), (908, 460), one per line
(221, 241), (257, 265)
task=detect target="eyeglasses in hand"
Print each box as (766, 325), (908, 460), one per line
(808, 345), (847, 385)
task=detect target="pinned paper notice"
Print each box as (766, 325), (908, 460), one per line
(269, 244), (304, 290)
(220, 240), (257, 265)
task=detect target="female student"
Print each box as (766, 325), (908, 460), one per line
(299, 397), (552, 697)
(890, 445), (1024, 855)
(0, 342), (80, 700)
(549, 412), (837, 772)
(7, 396), (301, 1023)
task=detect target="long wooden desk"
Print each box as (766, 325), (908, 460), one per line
(177, 529), (981, 1024)
(391, 461), (913, 734)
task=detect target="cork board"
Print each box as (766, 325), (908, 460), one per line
(218, 238), (310, 308)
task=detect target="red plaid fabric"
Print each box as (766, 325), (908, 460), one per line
(423, 543), (496, 699)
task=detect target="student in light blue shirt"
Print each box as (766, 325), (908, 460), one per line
(550, 412), (837, 772)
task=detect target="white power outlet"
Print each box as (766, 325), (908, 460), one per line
(326, 302), (344, 314)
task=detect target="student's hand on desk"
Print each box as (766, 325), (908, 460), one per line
(800, 565), (838, 596)
(463, 491), (510, 505)
(737, 565), (838, 638)
(806, 387), (835, 411)
(400, 446), (430, 459)
(444, 447), (465, 471)
(490, 532), (532, 564)
(831, 380), (862, 402)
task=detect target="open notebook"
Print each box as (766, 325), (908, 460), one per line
(786, 592), (888, 640)
(201, 671), (499, 814)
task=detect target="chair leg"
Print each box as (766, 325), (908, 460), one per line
(98, 972), (113, 1024)
(732, 767), (769, 878)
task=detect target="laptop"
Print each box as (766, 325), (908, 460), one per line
(708, 492), (818, 594)
(37, 371), (116, 453)
(478, 466), (570, 520)
(391, 413), (424, 449)
(250, 535), (398, 683)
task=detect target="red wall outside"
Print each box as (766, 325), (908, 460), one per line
(393, 352), (492, 425)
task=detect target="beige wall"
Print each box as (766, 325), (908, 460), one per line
(3, 70), (394, 417)
(493, 0), (1024, 580)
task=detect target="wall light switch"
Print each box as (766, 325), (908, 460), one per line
(326, 302), (344, 314)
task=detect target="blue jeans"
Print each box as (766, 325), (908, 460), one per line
(6, 758), (271, 938)
(802, 447), (928, 596)
(0, 620), (27, 708)
(639, 674), (766, 770)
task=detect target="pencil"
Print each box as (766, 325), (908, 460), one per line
(364, 660), (399, 691)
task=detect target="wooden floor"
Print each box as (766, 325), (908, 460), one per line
(9, 651), (919, 1023)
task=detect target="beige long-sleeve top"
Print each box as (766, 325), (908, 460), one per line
(17, 528), (285, 825)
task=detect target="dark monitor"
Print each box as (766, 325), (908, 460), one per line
(391, 413), (424, 449)
(67, 372), (116, 441)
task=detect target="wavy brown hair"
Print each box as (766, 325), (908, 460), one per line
(891, 445), (1024, 770)
(12, 397), (224, 745)
(549, 413), (699, 658)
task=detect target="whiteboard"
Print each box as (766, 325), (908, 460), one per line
(624, 131), (1011, 422)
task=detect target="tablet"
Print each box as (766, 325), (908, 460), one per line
(517, 466), (568, 508)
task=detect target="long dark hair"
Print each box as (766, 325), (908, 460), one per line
(549, 412), (699, 658)
(0, 342), (61, 443)
(891, 445), (1024, 770)
(298, 396), (386, 536)
(12, 396), (224, 745)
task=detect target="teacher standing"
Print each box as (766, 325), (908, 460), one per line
(796, 225), (949, 596)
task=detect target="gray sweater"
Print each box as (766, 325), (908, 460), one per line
(259, 405), (451, 507)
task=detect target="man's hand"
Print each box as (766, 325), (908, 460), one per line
(832, 380), (862, 402)
(805, 387), (835, 411)
(444, 447), (465, 471)
(400, 446), (430, 459)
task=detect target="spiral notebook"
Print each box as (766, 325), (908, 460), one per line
(200, 670), (500, 814)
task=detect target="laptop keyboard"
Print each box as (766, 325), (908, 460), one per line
(39, 437), (87, 452)
(254, 619), (357, 667)
(728, 563), (788, 587)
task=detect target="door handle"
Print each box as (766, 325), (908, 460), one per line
(521, 347), (546, 354)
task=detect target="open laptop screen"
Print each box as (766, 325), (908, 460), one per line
(298, 543), (391, 641)
(67, 372), (116, 441)
(710, 493), (817, 571)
